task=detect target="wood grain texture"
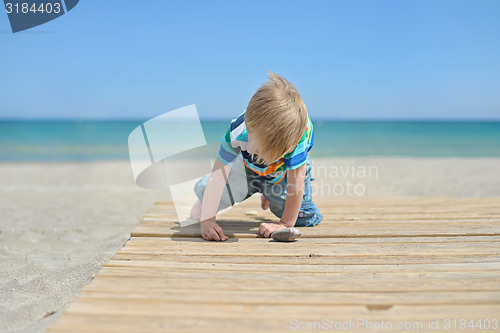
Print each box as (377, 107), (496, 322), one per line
(48, 197), (500, 333)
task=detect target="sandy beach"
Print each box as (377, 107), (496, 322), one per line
(1, 157), (500, 332)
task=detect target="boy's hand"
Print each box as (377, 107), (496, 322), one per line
(259, 221), (288, 238)
(200, 218), (228, 241)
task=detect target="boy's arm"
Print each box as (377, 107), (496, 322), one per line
(259, 163), (307, 238)
(200, 157), (232, 241)
(280, 163), (307, 226)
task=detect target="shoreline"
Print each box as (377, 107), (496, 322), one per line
(2, 156), (499, 198)
(2, 155), (500, 163)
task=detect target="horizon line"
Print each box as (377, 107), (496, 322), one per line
(1, 117), (500, 122)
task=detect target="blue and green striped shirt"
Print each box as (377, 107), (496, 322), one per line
(218, 111), (314, 184)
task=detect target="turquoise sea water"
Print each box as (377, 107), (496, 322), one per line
(1, 120), (500, 161)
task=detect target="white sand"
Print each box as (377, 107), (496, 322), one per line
(0, 158), (499, 332)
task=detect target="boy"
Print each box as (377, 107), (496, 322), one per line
(190, 71), (322, 241)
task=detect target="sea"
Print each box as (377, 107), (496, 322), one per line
(1, 120), (500, 161)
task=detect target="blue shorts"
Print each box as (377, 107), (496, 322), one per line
(194, 157), (323, 227)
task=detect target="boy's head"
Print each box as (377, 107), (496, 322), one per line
(245, 71), (308, 164)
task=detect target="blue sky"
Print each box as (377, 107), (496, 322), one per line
(1, 0), (499, 120)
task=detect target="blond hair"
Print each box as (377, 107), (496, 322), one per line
(245, 71), (308, 164)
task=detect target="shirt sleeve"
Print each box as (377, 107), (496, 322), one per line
(217, 126), (241, 166)
(283, 119), (314, 170)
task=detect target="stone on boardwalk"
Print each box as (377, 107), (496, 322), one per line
(271, 227), (302, 242)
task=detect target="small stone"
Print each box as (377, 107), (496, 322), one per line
(245, 210), (258, 216)
(272, 227), (302, 242)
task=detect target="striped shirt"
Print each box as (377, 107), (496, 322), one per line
(217, 111), (314, 184)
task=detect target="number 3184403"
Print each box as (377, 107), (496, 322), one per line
(5, 2), (61, 14)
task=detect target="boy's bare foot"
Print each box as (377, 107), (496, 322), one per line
(200, 218), (228, 241)
(260, 194), (269, 210)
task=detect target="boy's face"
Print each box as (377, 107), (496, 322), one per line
(248, 131), (270, 162)
(248, 130), (295, 164)
(248, 131), (261, 155)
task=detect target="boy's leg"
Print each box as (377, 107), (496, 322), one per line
(261, 157), (323, 227)
(193, 174), (232, 215)
(193, 157), (258, 218)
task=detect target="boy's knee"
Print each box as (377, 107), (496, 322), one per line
(193, 175), (209, 203)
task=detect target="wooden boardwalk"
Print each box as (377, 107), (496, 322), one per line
(49, 197), (500, 332)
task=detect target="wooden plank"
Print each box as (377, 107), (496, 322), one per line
(103, 260), (500, 273)
(150, 197), (500, 207)
(82, 277), (500, 296)
(110, 251), (500, 265)
(126, 234), (500, 243)
(124, 235), (500, 247)
(94, 264), (500, 281)
(117, 238), (500, 258)
(143, 215), (500, 222)
(81, 272), (500, 293)
(47, 310), (500, 333)
(76, 289), (500, 306)
(144, 204), (500, 216)
(56, 300), (500, 321)
(131, 223), (500, 238)
(146, 199), (500, 217)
